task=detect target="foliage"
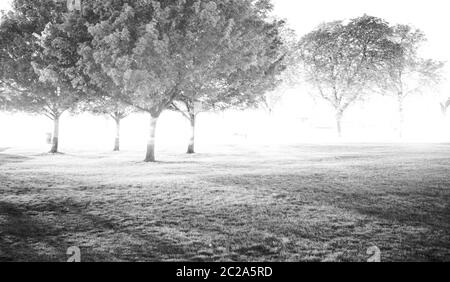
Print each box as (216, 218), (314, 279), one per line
(0, 0), (84, 119)
(84, 1), (282, 116)
(377, 24), (445, 100)
(78, 95), (134, 121)
(171, 6), (287, 119)
(79, 0), (288, 160)
(295, 15), (402, 136)
(298, 15), (395, 115)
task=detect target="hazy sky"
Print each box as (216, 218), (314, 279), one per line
(272, 0), (449, 73)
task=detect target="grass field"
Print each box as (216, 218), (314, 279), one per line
(0, 144), (449, 262)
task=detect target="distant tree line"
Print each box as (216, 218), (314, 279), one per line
(0, 1), (446, 161)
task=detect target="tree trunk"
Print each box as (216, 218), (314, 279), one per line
(145, 115), (159, 162)
(114, 117), (121, 152)
(336, 111), (343, 138)
(187, 114), (196, 154)
(398, 95), (404, 139)
(50, 115), (60, 153)
(441, 102), (448, 117)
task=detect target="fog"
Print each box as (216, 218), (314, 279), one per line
(1, 0), (449, 150)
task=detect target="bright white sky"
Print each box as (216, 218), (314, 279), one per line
(0, 0), (449, 151)
(273, 0), (450, 68)
(0, 0), (9, 12)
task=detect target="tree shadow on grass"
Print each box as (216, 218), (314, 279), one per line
(0, 201), (64, 261)
(0, 199), (116, 261)
(0, 197), (191, 262)
(202, 173), (450, 259)
(206, 173), (450, 228)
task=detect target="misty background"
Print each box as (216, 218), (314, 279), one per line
(0, 0), (449, 151)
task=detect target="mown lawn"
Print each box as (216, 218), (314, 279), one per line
(0, 144), (449, 262)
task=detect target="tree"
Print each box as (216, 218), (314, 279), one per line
(296, 15), (394, 137)
(262, 27), (298, 115)
(32, 10), (91, 152)
(441, 98), (450, 117)
(170, 77), (227, 155)
(171, 57), (284, 154)
(377, 25), (445, 137)
(84, 0), (284, 162)
(79, 96), (134, 151)
(76, 10), (136, 153)
(171, 5), (287, 154)
(0, 0), (85, 153)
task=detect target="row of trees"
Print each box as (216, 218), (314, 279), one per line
(0, 0), (287, 161)
(291, 15), (445, 137)
(0, 1), (446, 161)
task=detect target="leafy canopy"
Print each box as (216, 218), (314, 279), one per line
(84, 0), (285, 118)
(297, 15), (395, 113)
(0, 0), (84, 118)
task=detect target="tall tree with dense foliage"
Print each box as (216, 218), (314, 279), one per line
(171, 56), (284, 154)
(0, 0), (86, 153)
(377, 25), (445, 137)
(84, 0), (285, 161)
(296, 15), (395, 137)
(171, 10), (287, 154)
(75, 6), (136, 153)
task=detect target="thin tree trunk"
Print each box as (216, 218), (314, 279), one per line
(145, 115), (159, 162)
(114, 117), (121, 152)
(187, 114), (196, 154)
(398, 94), (404, 139)
(336, 111), (343, 138)
(50, 115), (60, 153)
(441, 102), (448, 117)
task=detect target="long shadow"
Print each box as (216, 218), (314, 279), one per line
(0, 195), (190, 261)
(203, 173), (450, 230)
(0, 199), (119, 262)
(0, 201), (64, 261)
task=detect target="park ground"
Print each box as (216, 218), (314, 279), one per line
(0, 143), (449, 262)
